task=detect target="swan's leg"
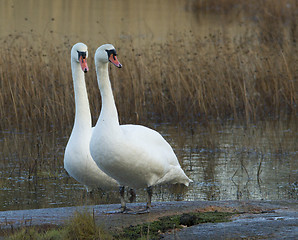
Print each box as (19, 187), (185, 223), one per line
(119, 186), (127, 212)
(129, 188), (136, 203)
(87, 190), (95, 200)
(146, 186), (153, 210)
(117, 187), (151, 214)
(124, 187), (152, 214)
(103, 186), (128, 214)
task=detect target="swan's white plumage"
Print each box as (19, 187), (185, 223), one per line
(64, 43), (118, 192)
(90, 44), (192, 192)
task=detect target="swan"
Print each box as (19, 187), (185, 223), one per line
(64, 42), (119, 192)
(90, 44), (193, 212)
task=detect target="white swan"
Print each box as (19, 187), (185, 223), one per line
(90, 44), (193, 212)
(64, 43), (119, 192)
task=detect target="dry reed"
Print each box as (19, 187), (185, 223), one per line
(0, 1), (296, 135)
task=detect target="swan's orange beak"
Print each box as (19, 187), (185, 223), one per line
(79, 56), (89, 73)
(109, 54), (122, 68)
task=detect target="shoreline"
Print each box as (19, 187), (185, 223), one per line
(1, 200), (297, 239)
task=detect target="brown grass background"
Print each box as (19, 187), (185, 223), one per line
(0, 0), (296, 136)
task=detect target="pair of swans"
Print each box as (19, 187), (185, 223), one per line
(64, 43), (192, 212)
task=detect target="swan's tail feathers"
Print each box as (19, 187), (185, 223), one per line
(182, 176), (193, 187)
(175, 167), (193, 186)
(179, 174), (193, 187)
(155, 167), (193, 186)
(85, 185), (93, 193)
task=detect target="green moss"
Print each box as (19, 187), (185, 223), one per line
(179, 212), (235, 226)
(116, 211), (236, 239)
(118, 215), (181, 240)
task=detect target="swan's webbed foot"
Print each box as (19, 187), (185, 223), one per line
(120, 205), (133, 213)
(104, 185), (128, 214)
(123, 186), (152, 214)
(135, 206), (151, 214)
(120, 206), (150, 214)
(104, 206), (133, 214)
(106, 186), (152, 214)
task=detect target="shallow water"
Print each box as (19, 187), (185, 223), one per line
(0, 118), (297, 211)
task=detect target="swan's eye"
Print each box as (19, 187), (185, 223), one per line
(106, 49), (117, 60)
(77, 51), (87, 60)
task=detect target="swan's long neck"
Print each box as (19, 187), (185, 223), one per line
(71, 60), (91, 130)
(96, 62), (119, 127)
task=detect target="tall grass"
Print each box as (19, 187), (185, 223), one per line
(116, 33), (296, 124)
(6, 210), (112, 240)
(0, 35), (72, 134)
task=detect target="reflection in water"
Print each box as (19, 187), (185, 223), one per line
(0, 0), (200, 46)
(0, 119), (297, 211)
(0, 0), (244, 48)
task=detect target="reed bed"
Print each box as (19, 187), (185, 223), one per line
(0, 0), (296, 179)
(0, 1), (296, 136)
(116, 33), (296, 124)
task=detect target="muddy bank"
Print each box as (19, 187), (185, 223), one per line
(0, 200), (297, 239)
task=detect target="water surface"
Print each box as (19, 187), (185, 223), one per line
(0, 119), (297, 211)
(0, 0), (247, 47)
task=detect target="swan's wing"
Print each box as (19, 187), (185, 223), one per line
(119, 124), (191, 186)
(120, 124), (180, 167)
(65, 127), (118, 191)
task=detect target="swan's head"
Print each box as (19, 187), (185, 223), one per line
(95, 44), (122, 68)
(71, 42), (89, 73)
